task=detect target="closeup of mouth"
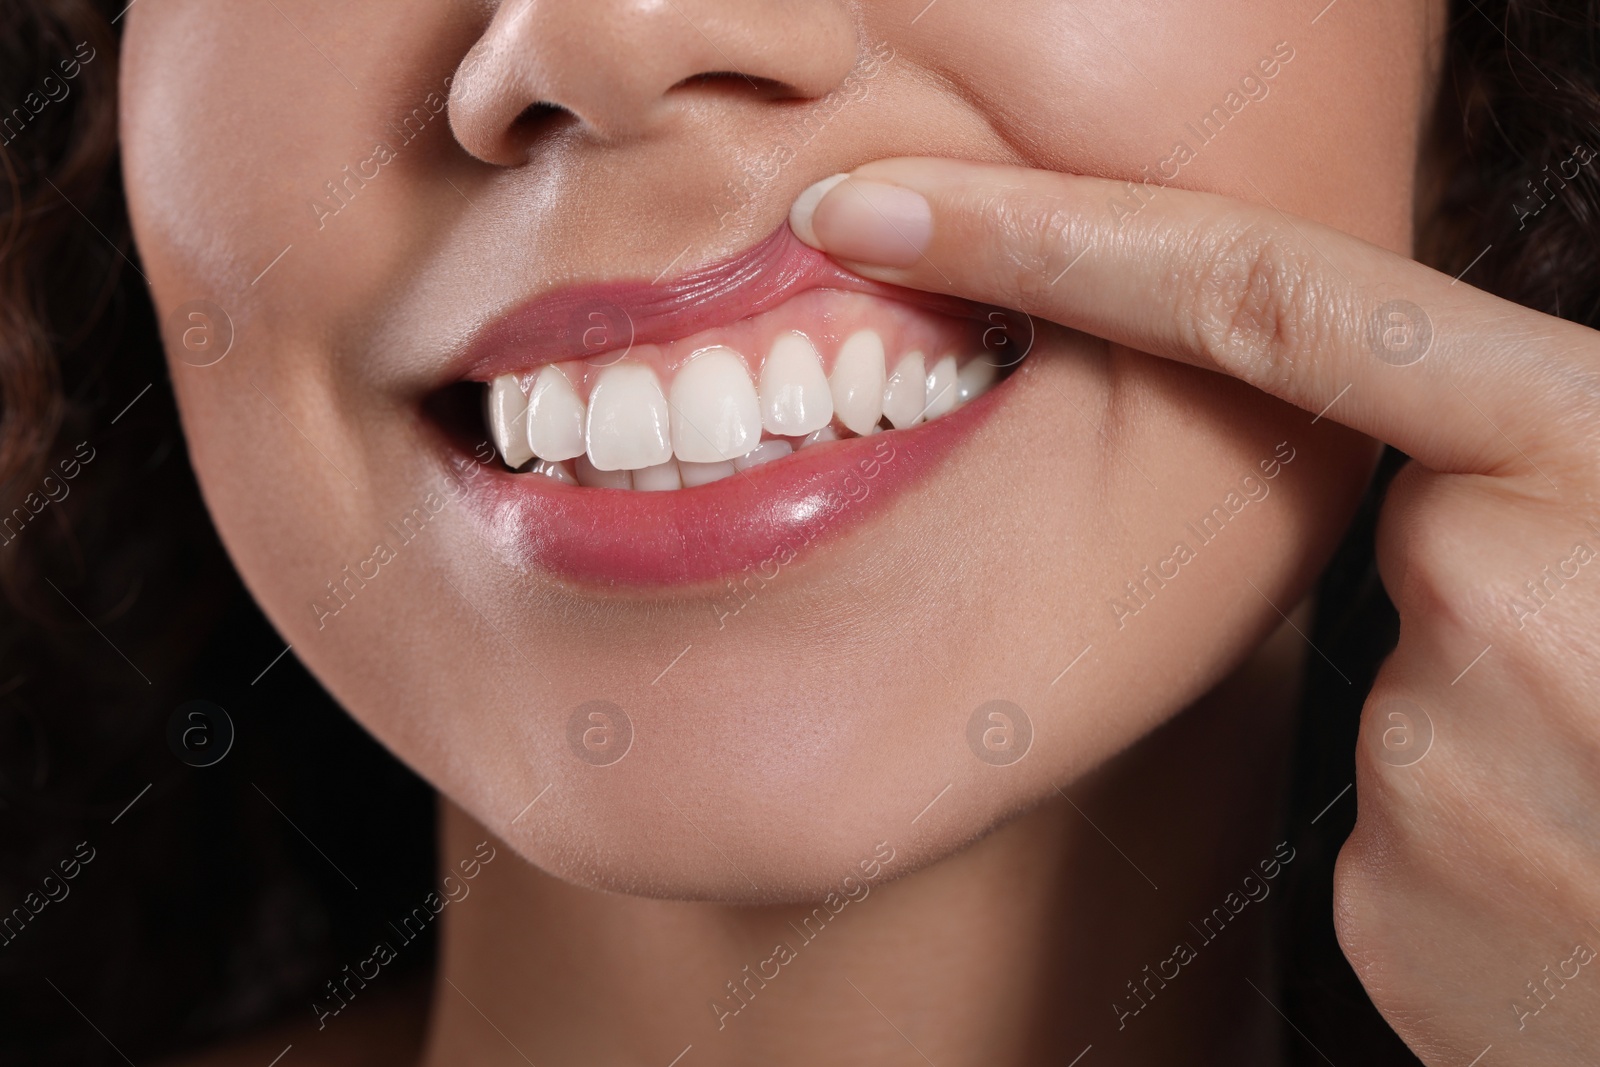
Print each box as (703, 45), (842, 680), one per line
(432, 227), (1030, 587)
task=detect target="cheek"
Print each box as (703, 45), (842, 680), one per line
(121, 0), (483, 669)
(122, 1), (481, 351)
(972, 342), (1377, 773)
(910, 0), (1430, 252)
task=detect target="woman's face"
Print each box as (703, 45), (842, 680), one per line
(122, 0), (1436, 899)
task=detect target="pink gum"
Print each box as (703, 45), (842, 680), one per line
(510, 289), (993, 398)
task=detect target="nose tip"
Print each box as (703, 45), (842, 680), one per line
(448, 0), (858, 166)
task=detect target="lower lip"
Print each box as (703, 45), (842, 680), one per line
(453, 378), (1010, 587)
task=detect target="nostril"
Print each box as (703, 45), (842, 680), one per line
(512, 101), (576, 140)
(669, 71), (799, 102)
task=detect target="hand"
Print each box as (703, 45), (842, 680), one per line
(789, 158), (1600, 1065)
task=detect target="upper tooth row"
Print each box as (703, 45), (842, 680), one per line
(487, 329), (997, 471)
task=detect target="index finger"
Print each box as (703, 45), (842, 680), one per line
(788, 157), (1595, 481)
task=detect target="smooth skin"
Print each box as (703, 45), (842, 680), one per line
(793, 157), (1600, 1064)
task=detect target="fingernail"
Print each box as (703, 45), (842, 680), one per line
(789, 174), (932, 267)
(789, 173), (849, 248)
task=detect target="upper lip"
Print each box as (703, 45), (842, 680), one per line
(450, 224), (993, 384)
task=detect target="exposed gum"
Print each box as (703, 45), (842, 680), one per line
(508, 290), (994, 399)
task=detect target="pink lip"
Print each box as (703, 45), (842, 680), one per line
(454, 383), (1005, 587)
(455, 226), (993, 382)
(444, 224), (1018, 587)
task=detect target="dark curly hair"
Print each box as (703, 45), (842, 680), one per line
(1, 1), (1596, 1063)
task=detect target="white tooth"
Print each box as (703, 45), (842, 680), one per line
(487, 375), (534, 468)
(956, 359), (998, 405)
(586, 363), (671, 471)
(759, 332), (833, 436)
(632, 459), (682, 491)
(797, 425), (838, 450)
(670, 347), (761, 463)
(829, 330), (886, 436)
(530, 459), (578, 486)
(678, 460), (736, 487)
(526, 364), (586, 462)
(575, 454), (633, 489)
(924, 355), (959, 420)
(882, 351), (927, 429)
(732, 439), (793, 471)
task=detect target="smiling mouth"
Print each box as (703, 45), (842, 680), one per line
(436, 226), (1030, 586)
(481, 287), (1014, 488)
